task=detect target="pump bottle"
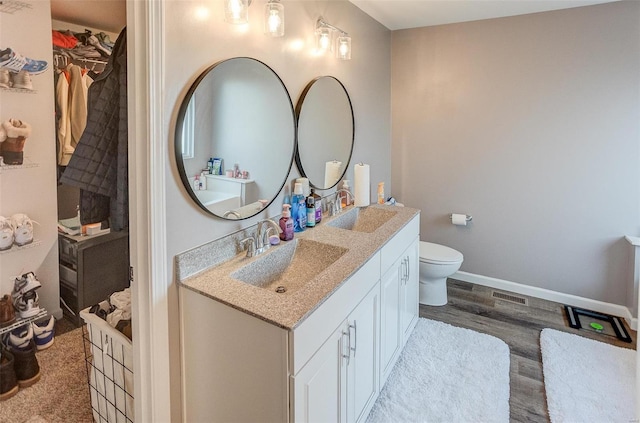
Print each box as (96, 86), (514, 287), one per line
(279, 204), (294, 241)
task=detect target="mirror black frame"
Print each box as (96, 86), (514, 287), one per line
(294, 76), (355, 190)
(174, 57), (296, 219)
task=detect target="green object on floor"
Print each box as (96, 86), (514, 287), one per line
(590, 322), (604, 332)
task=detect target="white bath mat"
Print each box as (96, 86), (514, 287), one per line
(367, 318), (510, 423)
(540, 328), (636, 422)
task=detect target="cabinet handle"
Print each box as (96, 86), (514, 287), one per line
(405, 255), (410, 283)
(342, 329), (351, 365)
(349, 322), (357, 357)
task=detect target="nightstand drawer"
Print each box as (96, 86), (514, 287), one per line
(58, 236), (78, 264)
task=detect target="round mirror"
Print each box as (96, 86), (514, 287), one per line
(175, 57), (296, 219)
(295, 76), (354, 190)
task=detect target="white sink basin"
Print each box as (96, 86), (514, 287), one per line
(231, 239), (348, 293)
(327, 207), (397, 233)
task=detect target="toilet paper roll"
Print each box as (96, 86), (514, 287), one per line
(451, 213), (467, 226)
(324, 161), (342, 188)
(354, 163), (370, 207)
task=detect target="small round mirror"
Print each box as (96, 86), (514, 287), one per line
(295, 76), (354, 190)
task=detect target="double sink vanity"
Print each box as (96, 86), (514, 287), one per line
(177, 204), (420, 422)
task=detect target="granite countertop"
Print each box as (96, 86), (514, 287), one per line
(178, 204), (420, 330)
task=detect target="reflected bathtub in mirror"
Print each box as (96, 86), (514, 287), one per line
(175, 57), (296, 219)
(295, 76), (354, 190)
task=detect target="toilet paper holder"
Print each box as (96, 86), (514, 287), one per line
(449, 214), (473, 222)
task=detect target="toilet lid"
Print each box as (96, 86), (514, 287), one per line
(419, 241), (463, 264)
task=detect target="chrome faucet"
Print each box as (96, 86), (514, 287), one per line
(331, 189), (354, 216)
(240, 219), (281, 258)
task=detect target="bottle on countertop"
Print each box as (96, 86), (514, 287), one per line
(193, 175), (200, 191)
(340, 180), (351, 207)
(279, 204), (294, 241)
(292, 182), (307, 232)
(200, 171), (208, 190)
(311, 189), (322, 224)
(377, 182), (385, 204)
(306, 195), (315, 227)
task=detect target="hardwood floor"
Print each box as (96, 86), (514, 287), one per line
(419, 279), (636, 423)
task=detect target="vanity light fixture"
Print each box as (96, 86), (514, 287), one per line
(264, 0), (284, 37)
(225, 0), (251, 25)
(315, 17), (351, 60)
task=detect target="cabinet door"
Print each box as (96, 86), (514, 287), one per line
(379, 260), (402, 387)
(293, 326), (347, 423)
(400, 238), (419, 340)
(346, 285), (380, 423)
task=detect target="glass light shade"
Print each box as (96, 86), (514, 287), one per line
(316, 27), (332, 53)
(336, 35), (351, 60)
(225, 0), (249, 24)
(264, 1), (284, 37)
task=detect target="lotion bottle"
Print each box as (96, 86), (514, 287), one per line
(279, 204), (294, 241)
(306, 195), (315, 227)
(377, 182), (385, 204)
(311, 189), (322, 224)
(292, 182), (307, 232)
(340, 180), (351, 207)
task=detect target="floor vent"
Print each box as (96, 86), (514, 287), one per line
(491, 290), (528, 306)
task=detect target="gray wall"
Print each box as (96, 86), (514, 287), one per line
(164, 1), (390, 419)
(391, 1), (640, 307)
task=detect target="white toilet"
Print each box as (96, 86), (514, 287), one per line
(419, 242), (464, 306)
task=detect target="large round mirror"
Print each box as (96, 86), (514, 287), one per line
(295, 76), (354, 190)
(175, 57), (296, 219)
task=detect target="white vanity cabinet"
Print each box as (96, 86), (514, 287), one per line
(179, 211), (420, 423)
(379, 215), (420, 386)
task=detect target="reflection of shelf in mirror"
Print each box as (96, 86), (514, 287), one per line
(0, 159), (39, 173)
(0, 239), (42, 254)
(0, 87), (37, 94)
(0, 0), (33, 14)
(205, 175), (255, 184)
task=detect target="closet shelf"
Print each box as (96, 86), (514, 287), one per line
(0, 160), (40, 173)
(0, 0), (32, 14)
(0, 87), (37, 94)
(0, 239), (43, 255)
(0, 309), (47, 336)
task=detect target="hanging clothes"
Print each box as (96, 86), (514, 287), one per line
(60, 27), (128, 231)
(56, 64), (93, 166)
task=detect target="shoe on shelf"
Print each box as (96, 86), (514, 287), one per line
(12, 272), (41, 297)
(7, 324), (33, 350)
(0, 48), (48, 75)
(1, 119), (31, 165)
(0, 348), (19, 401)
(0, 68), (10, 88)
(0, 295), (16, 328)
(32, 316), (55, 350)
(13, 290), (41, 319)
(7, 339), (40, 388)
(11, 213), (35, 246)
(11, 70), (32, 90)
(0, 216), (14, 251)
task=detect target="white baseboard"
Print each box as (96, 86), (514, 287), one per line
(453, 271), (638, 331)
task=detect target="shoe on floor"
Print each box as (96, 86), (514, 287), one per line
(0, 348), (19, 401)
(7, 339), (40, 388)
(7, 324), (33, 350)
(0, 48), (48, 74)
(0, 294), (16, 328)
(32, 316), (55, 350)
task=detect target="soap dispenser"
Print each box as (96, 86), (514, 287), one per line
(279, 204), (294, 241)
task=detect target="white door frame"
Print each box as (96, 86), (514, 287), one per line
(128, 1), (172, 421)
